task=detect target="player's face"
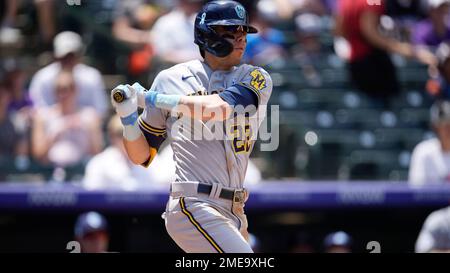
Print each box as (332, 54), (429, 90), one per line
(214, 25), (247, 65)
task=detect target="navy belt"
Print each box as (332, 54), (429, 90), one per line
(197, 184), (235, 200)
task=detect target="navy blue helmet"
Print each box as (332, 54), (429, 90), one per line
(194, 0), (258, 57)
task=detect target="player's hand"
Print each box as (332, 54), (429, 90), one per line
(131, 82), (151, 108)
(111, 84), (138, 125)
(131, 82), (159, 108)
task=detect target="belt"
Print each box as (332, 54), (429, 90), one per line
(171, 182), (246, 203)
(197, 183), (235, 200)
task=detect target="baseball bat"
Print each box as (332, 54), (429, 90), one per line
(112, 87), (127, 103)
(112, 83), (147, 104)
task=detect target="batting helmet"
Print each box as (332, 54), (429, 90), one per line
(194, 0), (258, 58)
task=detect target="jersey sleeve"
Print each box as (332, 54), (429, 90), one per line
(138, 109), (167, 167)
(236, 65), (273, 108)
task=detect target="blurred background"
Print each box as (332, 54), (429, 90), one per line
(1, 0), (450, 253)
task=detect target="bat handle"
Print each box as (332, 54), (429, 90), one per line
(112, 87), (127, 103)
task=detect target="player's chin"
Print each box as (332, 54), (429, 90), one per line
(231, 51), (244, 64)
(234, 48), (244, 56)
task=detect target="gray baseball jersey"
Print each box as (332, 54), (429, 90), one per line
(139, 59), (272, 189)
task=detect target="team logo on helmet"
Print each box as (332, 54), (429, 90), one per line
(235, 5), (245, 19)
(200, 12), (206, 25)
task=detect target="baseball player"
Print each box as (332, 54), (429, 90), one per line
(111, 0), (273, 253)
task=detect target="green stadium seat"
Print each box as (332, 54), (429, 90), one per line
(395, 108), (430, 128)
(389, 90), (432, 109)
(341, 149), (409, 180)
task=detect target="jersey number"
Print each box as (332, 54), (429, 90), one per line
(231, 124), (252, 153)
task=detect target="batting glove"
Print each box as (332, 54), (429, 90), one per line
(111, 84), (139, 126)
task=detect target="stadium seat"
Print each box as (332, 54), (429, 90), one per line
(340, 149), (409, 180)
(389, 90), (433, 109)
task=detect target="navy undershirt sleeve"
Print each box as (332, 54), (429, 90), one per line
(218, 84), (259, 108)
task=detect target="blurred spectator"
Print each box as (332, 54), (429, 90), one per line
(426, 42), (450, 99)
(33, 0), (56, 46)
(113, 0), (159, 47)
(0, 0), (22, 46)
(323, 231), (352, 253)
(291, 12), (325, 87)
(150, 0), (203, 64)
(112, 0), (160, 77)
(322, 0), (338, 14)
(254, 0), (330, 24)
(415, 206), (450, 253)
(335, 0), (436, 103)
(2, 58), (33, 114)
(0, 0), (18, 28)
(409, 100), (450, 185)
(289, 232), (315, 253)
(386, 0), (428, 19)
(413, 0), (450, 48)
(1, 58), (32, 171)
(74, 211), (110, 253)
(31, 70), (103, 168)
(251, 0), (289, 22)
(0, 82), (18, 159)
(29, 31), (108, 118)
(83, 114), (174, 191)
(81, 0), (120, 74)
(243, 0), (288, 66)
(293, 13), (323, 56)
(284, 0), (329, 18)
(0, 75), (29, 175)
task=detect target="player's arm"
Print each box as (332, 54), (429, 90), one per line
(360, 10), (436, 66)
(123, 136), (151, 165)
(134, 83), (257, 121)
(110, 85), (161, 166)
(178, 94), (233, 121)
(181, 83), (259, 121)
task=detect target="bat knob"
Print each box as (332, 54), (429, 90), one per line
(113, 88), (126, 103)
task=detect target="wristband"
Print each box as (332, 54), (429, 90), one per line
(145, 91), (181, 110)
(120, 111), (139, 126)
